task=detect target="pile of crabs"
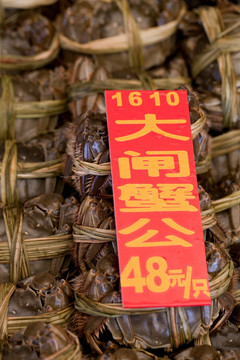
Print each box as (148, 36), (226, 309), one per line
(1, 0), (240, 359)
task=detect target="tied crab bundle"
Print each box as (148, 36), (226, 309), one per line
(0, 193), (79, 284)
(66, 89), (209, 197)
(66, 111), (112, 198)
(72, 241), (234, 355)
(0, 10), (59, 71)
(0, 273), (74, 340)
(72, 196), (116, 273)
(0, 74), (69, 205)
(69, 54), (190, 117)
(0, 127), (68, 205)
(59, 0), (186, 73)
(1, 322), (82, 360)
(210, 130), (240, 183)
(0, 72), (68, 142)
(199, 131), (240, 247)
(201, 172), (240, 248)
(180, 2), (240, 132)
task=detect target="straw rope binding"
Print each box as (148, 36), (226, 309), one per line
(211, 130), (240, 158)
(73, 225), (116, 245)
(69, 77), (191, 99)
(6, 306), (74, 337)
(60, 0), (186, 72)
(60, 3), (186, 54)
(1, 75), (68, 120)
(191, 6), (240, 128)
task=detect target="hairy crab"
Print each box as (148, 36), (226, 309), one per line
(0, 67), (68, 141)
(0, 273), (74, 339)
(70, 56), (108, 117)
(200, 172), (240, 247)
(66, 111), (112, 197)
(1, 11), (55, 57)
(183, 86), (210, 170)
(0, 10), (59, 71)
(2, 322), (81, 360)
(0, 193), (79, 283)
(72, 195), (116, 273)
(0, 126), (68, 205)
(60, 0), (183, 73)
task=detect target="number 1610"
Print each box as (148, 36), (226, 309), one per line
(112, 91), (180, 107)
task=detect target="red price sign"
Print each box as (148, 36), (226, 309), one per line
(105, 90), (211, 308)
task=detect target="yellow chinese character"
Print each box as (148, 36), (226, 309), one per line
(192, 279), (210, 298)
(118, 184), (158, 205)
(157, 184), (197, 212)
(168, 266), (192, 299)
(118, 184), (197, 212)
(115, 114), (189, 142)
(120, 217), (193, 248)
(118, 150), (190, 179)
